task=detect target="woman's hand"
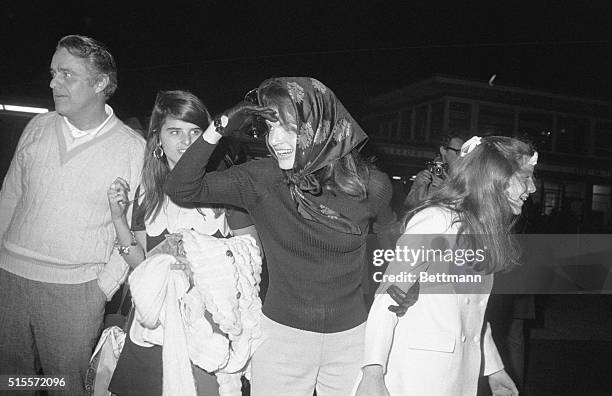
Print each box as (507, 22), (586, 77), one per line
(107, 177), (131, 220)
(355, 365), (390, 396)
(488, 369), (519, 396)
(216, 101), (278, 136)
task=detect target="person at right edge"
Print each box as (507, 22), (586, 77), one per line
(355, 135), (535, 396)
(164, 77), (396, 395)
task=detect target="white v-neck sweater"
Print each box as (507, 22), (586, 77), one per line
(0, 111), (145, 297)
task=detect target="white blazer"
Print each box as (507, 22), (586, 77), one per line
(355, 206), (504, 396)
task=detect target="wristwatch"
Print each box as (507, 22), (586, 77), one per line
(213, 115), (229, 134)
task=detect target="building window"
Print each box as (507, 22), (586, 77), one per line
(449, 101), (471, 131)
(592, 185), (612, 226)
(399, 108), (413, 141)
(429, 102), (444, 143)
(388, 118), (399, 139)
(542, 181), (562, 215)
(414, 105), (427, 142)
(518, 112), (553, 152)
(478, 105), (514, 136)
(377, 115), (399, 140)
(594, 121), (612, 158)
(556, 117), (589, 155)
(563, 182), (584, 221)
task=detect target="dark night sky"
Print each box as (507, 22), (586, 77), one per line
(1, 1), (611, 119)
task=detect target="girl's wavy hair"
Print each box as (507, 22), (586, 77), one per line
(403, 136), (536, 274)
(258, 82), (371, 200)
(141, 90), (211, 221)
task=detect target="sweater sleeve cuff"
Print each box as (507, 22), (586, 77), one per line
(361, 294), (398, 374)
(202, 122), (223, 144)
(97, 250), (129, 301)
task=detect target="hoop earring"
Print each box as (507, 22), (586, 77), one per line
(153, 145), (164, 159)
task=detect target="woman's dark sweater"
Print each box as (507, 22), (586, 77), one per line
(165, 136), (394, 333)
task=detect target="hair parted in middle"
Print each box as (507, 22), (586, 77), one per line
(404, 135), (536, 274)
(141, 90), (211, 221)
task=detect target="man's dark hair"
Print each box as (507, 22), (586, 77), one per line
(440, 128), (470, 148)
(57, 35), (117, 99)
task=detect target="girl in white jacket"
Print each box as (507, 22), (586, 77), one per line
(355, 136), (537, 396)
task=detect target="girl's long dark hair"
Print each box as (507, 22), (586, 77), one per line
(141, 90), (211, 221)
(404, 136), (536, 274)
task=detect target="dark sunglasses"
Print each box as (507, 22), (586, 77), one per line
(444, 146), (461, 154)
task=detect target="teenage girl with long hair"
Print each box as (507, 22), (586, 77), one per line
(107, 90), (258, 396)
(355, 136), (535, 396)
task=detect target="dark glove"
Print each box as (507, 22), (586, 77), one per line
(387, 280), (420, 317)
(214, 101), (277, 137)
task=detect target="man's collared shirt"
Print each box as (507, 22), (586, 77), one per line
(62, 104), (114, 150)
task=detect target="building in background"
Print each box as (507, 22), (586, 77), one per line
(362, 75), (612, 232)
(4, 78), (612, 232)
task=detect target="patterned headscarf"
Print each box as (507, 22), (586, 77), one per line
(257, 77), (368, 234)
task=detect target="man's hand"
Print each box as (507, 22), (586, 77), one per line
(386, 280), (419, 317)
(429, 172), (445, 189)
(489, 369), (519, 396)
(413, 169), (433, 186)
(355, 365), (390, 396)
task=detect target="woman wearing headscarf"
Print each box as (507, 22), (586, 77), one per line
(164, 77), (396, 395)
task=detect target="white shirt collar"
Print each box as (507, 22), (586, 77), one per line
(63, 104), (114, 139)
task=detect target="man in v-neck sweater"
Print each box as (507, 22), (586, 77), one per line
(0, 35), (145, 394)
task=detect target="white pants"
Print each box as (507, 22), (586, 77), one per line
(250, 315), (365, 396)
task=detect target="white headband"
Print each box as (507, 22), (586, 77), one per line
(459, 136), (482, 157)
(460, 136), (539, 167)
(528, 152), (538, 166)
